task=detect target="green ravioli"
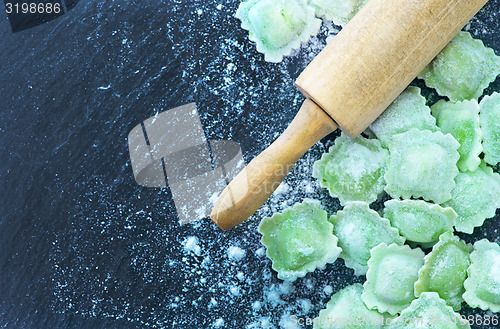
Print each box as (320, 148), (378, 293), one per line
(384, 200), (456, 246)
(463, 239), (500, 313)
(313, 133), (388, 206)
(385, 129), (460, 204)
(308, 0), (368, 26)
(330, 202), (404, 275)
(362, 243), (424, 315)
(414, 232), (472, 311)
(431, 99), (482, 172)
(236, 0), (321, 62)
(480, 92), (500, 166)
(258, 199), (341, 281)
(443, 162), (500, 234)
(315, 283), (387, 329)
(386, 292), (471, 329)
(419, 31), (500, 101)
(370, 87), (438, 148)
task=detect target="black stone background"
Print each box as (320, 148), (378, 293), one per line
(0, 1), (499, 328)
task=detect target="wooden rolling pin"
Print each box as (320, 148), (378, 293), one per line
(211, 0), (489, 230)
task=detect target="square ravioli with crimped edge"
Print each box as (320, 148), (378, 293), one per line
(258, 199), (341, 281)
(329, 202), (404, 276)
(479, 92), (500, 166)
(236, 0), (321, 62)
(431, 99), (483, 172)
(442, 162), (500, 234)
(313, 133), (388, 206)
(386, 292), (471, 329)
(414, 231), (472, 311)
(307, 0), (368, 26)
(463, 239), (500, 313)
(362, 243), (424, 315)
(383, 200), (456, 246)
(314, 283), (388, 329)
(419, 31), (500, 101)
(370, 86), (438, 148)
(385, 129), (460, 204)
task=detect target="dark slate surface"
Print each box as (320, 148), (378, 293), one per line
(0, 1), (499, 328)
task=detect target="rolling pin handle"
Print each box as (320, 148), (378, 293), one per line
(210, 99), (338, 230)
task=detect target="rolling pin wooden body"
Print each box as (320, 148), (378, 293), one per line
(211, 0), (489, 230)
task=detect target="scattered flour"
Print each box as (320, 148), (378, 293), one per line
(279, 312), (301, 329)
(214, 318), (225, 327)
(304, 181), (316, 194)
(246, 317), (273, 329)
(230, 286), (241, 296)
(256, 247), (266, 257)
(323, 285), (333, 295)
(228, 246), (246, 260)
(182, 236), (201, 256)
(273, 182), (290, 196)
(298, 299), (312, 313)
(266, 286), (283, 308)
(280, 281), (294, 295)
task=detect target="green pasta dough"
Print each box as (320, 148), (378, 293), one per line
(386, 292), (471, 329)
(463, 239), (500, 313)
(385, 129), (460, 204)
(419, 31), (500, 101)
(330, 202), (404, 275)
(258, 199), (341, 281)
(431, 99), (482, 172)
(308, 0), (368, 27)
(313, 133), (389, 206)
(314, 283), (387, 329)
(479, 92), (500, 166)
(362, 243), (424, 315)
(370, 87), (438, 148)
(236, 0), (321, 62)
(443, 162), (500, 234)
(383, 200), (456, 246)
(414, 232), (472, 311)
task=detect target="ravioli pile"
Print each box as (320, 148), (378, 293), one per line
(256, 23), (500, 329)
